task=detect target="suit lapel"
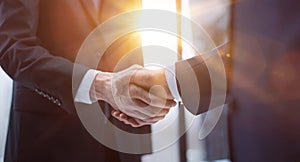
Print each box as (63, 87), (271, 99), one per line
(79, 0), (100, 25)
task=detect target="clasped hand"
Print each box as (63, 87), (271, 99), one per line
(91, 65), (175, 127)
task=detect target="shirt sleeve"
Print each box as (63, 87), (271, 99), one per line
(75, 69), (100, 104)
(164, 65), (182, 102)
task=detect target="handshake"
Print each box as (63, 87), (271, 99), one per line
(90, 65), (177, 127)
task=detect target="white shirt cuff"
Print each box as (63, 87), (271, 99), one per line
(75, 69), (100, 104)
(164, 65), (182, 102)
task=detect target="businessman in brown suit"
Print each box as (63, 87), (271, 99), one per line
(115, 0), (300, 161)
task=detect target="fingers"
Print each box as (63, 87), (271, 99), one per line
(111, 110), (167, 127)
(106, 65), (176, 126)
(122, 105), (169, 120)
(131, 68), (175, 100)
(112, 109), (168, 122)
(112, 111), (148, 127)
(129, 84), (176, 108)
(132, 103), (170, 118)
(128, 84), (151, 105)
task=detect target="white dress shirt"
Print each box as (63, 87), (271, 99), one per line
(75, 69), (99, 104)
(164, 65), (182, 102)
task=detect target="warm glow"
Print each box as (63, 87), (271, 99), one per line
(140, 0), (178, 66)
(140, 0), (195, 64)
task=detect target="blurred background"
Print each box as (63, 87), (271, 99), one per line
(0, 0), (230, 161)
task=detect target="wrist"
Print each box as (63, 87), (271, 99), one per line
(92, 71), (113, 102)
(154, 68), (174, 100)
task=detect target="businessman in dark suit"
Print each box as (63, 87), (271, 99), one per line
(0, 0), (176, 161)
(115, 0), (300, 161)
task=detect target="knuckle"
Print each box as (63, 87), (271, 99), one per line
(129, 85), (137, 96)
(142, 95), (151, 104)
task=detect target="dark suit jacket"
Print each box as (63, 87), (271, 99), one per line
(0, 0), (150, 161)
(176, 0), (300, 161)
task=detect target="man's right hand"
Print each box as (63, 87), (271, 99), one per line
(90, 65), (176, 123)
(110, 67), (178, 127)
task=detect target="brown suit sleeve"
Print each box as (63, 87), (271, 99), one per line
(175, 55), (212, 115)
(175, 50), (230, 115)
